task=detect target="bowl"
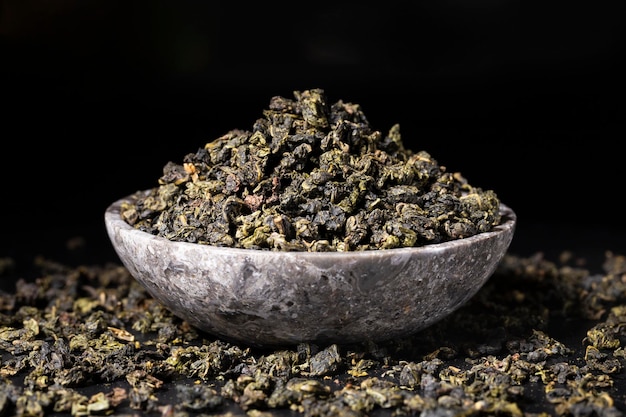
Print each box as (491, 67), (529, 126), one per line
(105, 191), (516, 347)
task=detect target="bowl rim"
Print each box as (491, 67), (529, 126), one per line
(105, 191), (516, 259)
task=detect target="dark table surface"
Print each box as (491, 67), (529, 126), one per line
(2, 204), (626, 417)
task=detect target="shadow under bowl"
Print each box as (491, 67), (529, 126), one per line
(105, 191), (516, 348)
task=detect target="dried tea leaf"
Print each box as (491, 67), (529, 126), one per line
(122, 89), (501, 251)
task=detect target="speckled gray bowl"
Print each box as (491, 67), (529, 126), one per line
(105, 192), (516, 347)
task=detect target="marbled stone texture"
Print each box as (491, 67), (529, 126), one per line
(105, 192), (516, 347)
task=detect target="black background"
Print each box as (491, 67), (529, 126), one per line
(1, 1), (625, 266)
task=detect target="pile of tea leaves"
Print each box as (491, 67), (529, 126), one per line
(120, 88), (501, 251)
(2, 248), (626, 416)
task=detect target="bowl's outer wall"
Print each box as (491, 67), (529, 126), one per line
(105, 193), (516, 347)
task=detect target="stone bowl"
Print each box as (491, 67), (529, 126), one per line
(105, 191), (516, 348)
